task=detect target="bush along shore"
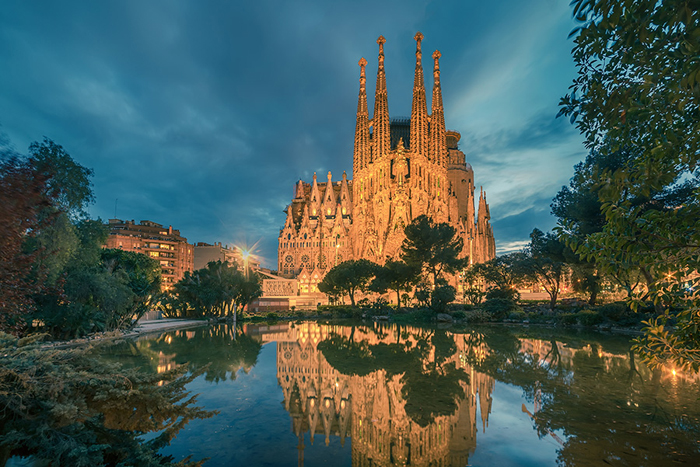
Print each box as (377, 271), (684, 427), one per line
(225, 298), (652, 335)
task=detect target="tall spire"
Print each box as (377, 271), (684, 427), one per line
(430, 50), (447, 166)
(353, 57), (369, 174)
(372, 35), (390, 161)
(410, 32), (428, 157)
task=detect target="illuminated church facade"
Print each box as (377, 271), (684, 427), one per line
(278, 34), (496, 291)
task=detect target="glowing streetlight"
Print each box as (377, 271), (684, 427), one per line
(240, 248), (251, 280)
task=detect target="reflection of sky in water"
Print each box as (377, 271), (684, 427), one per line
(161, 342), (352, 467)
(471, 382), (560, 467)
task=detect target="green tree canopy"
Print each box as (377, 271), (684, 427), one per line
(318, 259), (379, 307)
(520, 229), (570, 310)
(400, 215), (467, 284)
(369, 259), (420, 307)
(559, 0), (700, 370)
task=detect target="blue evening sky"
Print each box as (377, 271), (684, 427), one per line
(0, 0), (586, 267)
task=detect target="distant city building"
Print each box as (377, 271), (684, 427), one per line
(193, 242), (261, 272)
(105, 219), (194, 290)
(277, 34), (496, 296)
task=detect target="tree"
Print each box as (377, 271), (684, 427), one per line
(100, 248), (162, 327)
(401, 215), (468, 285)
(472, 253), (527, 294)
(0, 156), (54, 335)
(459, 266), (485, 305)
(233, 273), (263, 318)
(560, 0), (700, 370)
(369, 259), (420, 307)
(520, 229), (570, 310)
(28, 137), (94, 219)
(318, 259), (379, 307)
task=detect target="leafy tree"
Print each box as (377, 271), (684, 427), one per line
(430, 279), (456, 314)
(0, 156), (54, 335)
(459, 266), (485, 305)
(100, 248), (162, 326)
(559, 0), (700, 370)
(369, 259), (420, 307)
(551, 154), (606, 304)
(318, 259), (379, 307)
(171, 261), (261, 321)
(519, 229), (570, 310)
(472, 253), (527, 294)
(233, 272), (263, 317)
(28, 137), (94, 219)
(400, 215), (467, 284)
(0, 333), (213, 466)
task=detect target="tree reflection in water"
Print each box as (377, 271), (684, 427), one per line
(268, 322), (491, 466)
(257, 322), (700, 467)
(109, 324), (262, 383)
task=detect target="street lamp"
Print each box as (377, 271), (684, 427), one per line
(240, 248), (251, 280)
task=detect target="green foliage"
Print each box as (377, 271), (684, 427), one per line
(32, 242), (162, 339)
(482, 298), (519, 321)
(370, 259), (420, 306)
(460, 266), (484, 305)
(401, 215), (467, 284)
(0, 333), (213, 466)
(472, 253), (527, 292)
(559, 0), (700, 370)
(519, 229), (571, 310)
(172, 261), (261, 320)
(28, 137), (94, 220)
(318, 259), (379, 307)
(557, 312), (579, 326)
(430, 280), (456, 314)
(451, 310), (466, 320)
(577, 309), (604, 326)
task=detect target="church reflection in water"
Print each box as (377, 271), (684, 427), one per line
(246, 322), (496, 467)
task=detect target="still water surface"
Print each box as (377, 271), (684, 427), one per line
(107, 322), (700, 466)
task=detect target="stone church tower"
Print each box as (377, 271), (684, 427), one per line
(278, 34), (496, 292)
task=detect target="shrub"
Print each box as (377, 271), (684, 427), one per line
(265, 312), (279, 321)
(598, 302), (630, 322)
(463, 309), (493, 323)
(451, 310), (467, 320)
(508, 310), (527, 321)
(485, 287), (520, 302)
(482, 298), (518, 321)
(558, 312), (578, 326)
(577, 309), (604, 326)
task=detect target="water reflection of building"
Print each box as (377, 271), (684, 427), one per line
(248, 322), (495, 466)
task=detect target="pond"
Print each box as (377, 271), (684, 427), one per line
(105, 322), (700, 466)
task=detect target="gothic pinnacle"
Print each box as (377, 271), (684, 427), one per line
(354, 57), (370, 174)
(414, 31), (423, 59)
(377, 35), (386, 65)
(373, 34), (390, 160)
(411, 31), (428, 156)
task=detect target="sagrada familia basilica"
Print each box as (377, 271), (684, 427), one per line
(277, 34), (496, 291)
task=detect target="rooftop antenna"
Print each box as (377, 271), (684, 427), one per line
(114, 198), (118, 219)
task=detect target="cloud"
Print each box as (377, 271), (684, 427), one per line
(0, 0), (586, 266)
